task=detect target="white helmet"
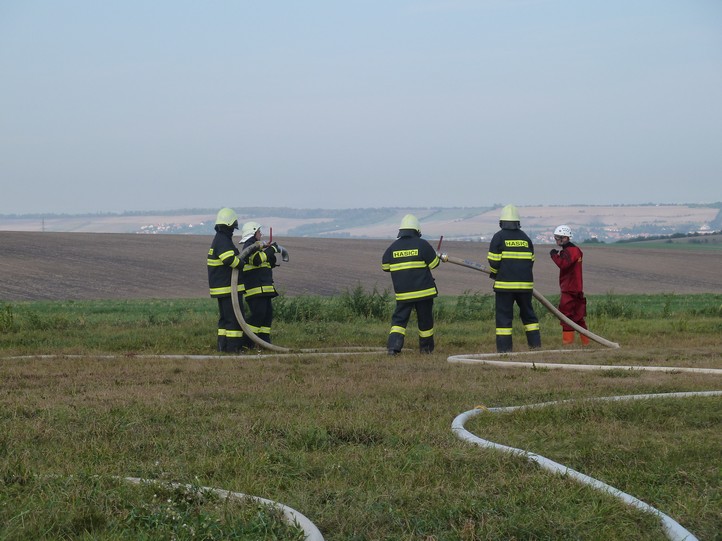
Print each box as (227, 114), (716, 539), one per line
(554, 225), (573, 239)
(240, 221), (262, 242)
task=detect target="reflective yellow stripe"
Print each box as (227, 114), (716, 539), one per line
(396, 287), (436, 301)
(243, 262), (271, 271)
(389, 326), (406, 336)
(389, 261), (427, 271)
(488, 252), (502, 261)
(244, 285), (276, 297)
(209, 285), (245, 296)
(217, 329), (226, 336)
(500, 251), (535, 261)
(496, 327), (513, 336)
(220, 251), (241, 268)
(226, 330), (244, 338)
(418, 328), (434, 338)
(494, 281), (534, 290)
(207, 259), (224, 267)
(246, 324), (271, 334)
(381, 263), (391, 271)
(524, 323), (540, 332)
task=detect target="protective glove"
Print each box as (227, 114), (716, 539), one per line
(280, 246), (289, 262)
(550, 249), (559, 256)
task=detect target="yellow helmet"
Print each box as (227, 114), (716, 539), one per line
(399, 214), (421, 234)
(215, 208), (238, 228)
(499, 204), (520, 222)
(240, 221), (262, 242)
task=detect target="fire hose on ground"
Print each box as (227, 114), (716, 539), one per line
(438, 253), (620, 349)
(229, 241), (383, 355)
(124, 477), (324, 541)
(452, 391), (722, 541)
(229, 240), (294, 353)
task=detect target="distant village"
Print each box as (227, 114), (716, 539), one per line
(3, 204), (720, 244)
(137, 219), (720, 244)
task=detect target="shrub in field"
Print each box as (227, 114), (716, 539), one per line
(0, 304), (14, 332)
(590, 294), (639, 319)
(436, 291), (495, 322)
(274, 294), (336, 322)
(339, 284), (391, 320)
(275, 286), (391, 322)
(693, 303), (722, 317)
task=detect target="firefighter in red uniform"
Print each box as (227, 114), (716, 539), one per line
(207, 208), (245, 353)
(487, 205), (541, 353)
(239, 221), (284, 347)
(382, 214), (440, 355)
(550, 224), (589, 345)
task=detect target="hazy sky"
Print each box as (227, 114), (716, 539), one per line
(1, 1), (721, 215)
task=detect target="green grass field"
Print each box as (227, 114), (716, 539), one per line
(1, 293), (720, 540)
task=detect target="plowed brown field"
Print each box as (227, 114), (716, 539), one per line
(1, 232), (720, 301)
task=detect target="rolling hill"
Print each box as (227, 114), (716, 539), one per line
(1, 203), (720, 244)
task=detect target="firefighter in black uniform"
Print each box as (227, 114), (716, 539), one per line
(239, 221), (282, 346)
(487, 204), (541, 353)
(382, 214), (440, 355)
(207, 207), (245, 353)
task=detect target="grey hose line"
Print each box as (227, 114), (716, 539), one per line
(448, 349), (722, 374)
(230, 260), (384, 355)
(452, 391), (722, 541)
(439, 254), (620, 348)
(124, 477), (324, 541)
(231, 265), (290, 353)
(231, 242), (291, 353)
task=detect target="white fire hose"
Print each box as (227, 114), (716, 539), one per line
(228, 242), (383, 355)
(452, 391), (722, 541)
(230, 241), (292, 353)
(124, 477), (324, 541)
(439, 253), (620, 349)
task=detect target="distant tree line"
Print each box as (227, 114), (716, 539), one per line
(614, 230), (722, 244)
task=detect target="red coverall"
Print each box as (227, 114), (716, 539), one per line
(550, 241), (588, 344)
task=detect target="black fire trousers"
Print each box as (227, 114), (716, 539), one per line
(387, 298), (435, 354)
(216, 294), (245, 353)
(494, 291), (541, 353)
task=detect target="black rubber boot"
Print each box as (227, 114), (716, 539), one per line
(387, 332), (404, 355)
(419, 335), (434, 354)
(496, 335), (512, 353)
(239, 334), (254, 351)
(526, 330), (541, 349)
(226, 337), (243, 353)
